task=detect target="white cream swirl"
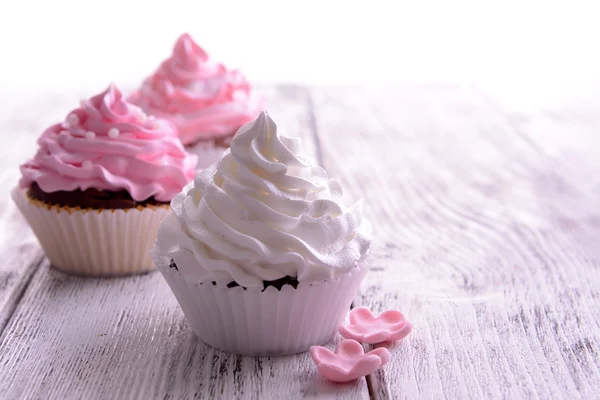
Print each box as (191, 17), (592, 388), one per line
(156, 112), (371, 287)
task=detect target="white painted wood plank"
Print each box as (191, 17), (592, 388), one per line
(310, 86), (600, 400)
(0, 86), (369, 399)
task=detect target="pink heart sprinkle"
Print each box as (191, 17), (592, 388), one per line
(310, 339), (390, 383)
(339, 307), (413, 344)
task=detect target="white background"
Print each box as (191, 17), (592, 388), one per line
(1, 0), (599, 100)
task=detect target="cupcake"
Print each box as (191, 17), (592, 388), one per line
(152, 112), (372, 356)
(12, 84), (197, 276)
(129, 33), (263, 168)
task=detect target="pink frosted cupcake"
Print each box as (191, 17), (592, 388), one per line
(12, 85), (197, 276)
(129, 33), (263, 168)
(152, 112), (372, 356)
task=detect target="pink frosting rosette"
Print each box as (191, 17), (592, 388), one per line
(20, 84), (197, 202)
(129, 33), (263, 145)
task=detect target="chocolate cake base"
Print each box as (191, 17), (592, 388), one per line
(28, 182), (167, 210)
(169, 260), (300, 291)
(187, 132), (236, 150)
(226, 276), (300, 291)
(213, 133), (235, 149)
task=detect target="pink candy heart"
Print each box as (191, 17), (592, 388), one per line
(310, 339), (390, 383)
(339, 307), (412, 344)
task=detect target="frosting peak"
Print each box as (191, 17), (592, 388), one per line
(20, 85), (197, 202)
(156, 112), (372, 287)
(173, 33), (210, 68)
(129, 33), (262, 145)
(83, 85), (155, 134)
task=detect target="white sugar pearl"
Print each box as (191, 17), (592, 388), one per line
(85, 131), (96, 140)
(82, 161), (92, 169)
(108, 128), (120, 138)
(67, 114), (79, 126)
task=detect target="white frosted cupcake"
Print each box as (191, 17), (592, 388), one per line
(153, 112), (372, 356)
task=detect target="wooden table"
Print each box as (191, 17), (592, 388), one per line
(1, 85), (599, 399)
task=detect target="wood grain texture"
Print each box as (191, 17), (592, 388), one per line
(3, 84), (600, 399)
(310, 86), (600, 400)
(0, 86), (368, 399)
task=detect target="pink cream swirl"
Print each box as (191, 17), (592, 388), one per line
(20, 85), (198, 202)
(129, 33), (262, 145)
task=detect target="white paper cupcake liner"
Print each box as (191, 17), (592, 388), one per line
(186, 140), (228, 169)
(153, 248), (371, 356)
(12, 188), (170, 276)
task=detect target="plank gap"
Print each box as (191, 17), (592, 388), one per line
(363, 343), (391, 400)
